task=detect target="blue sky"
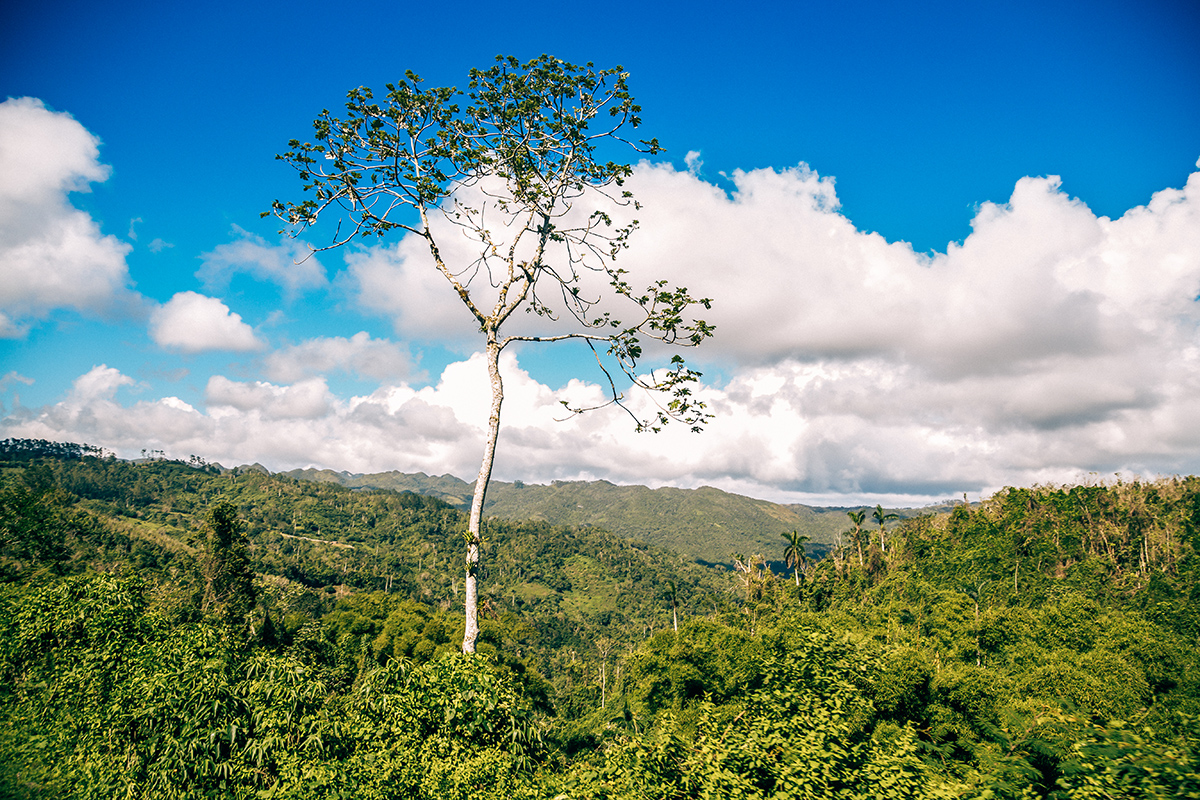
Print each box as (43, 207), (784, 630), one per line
(2, 0), (1199, 505)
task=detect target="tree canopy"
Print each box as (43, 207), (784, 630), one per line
(7, 448), (1200, 796)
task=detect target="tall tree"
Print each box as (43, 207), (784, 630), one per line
(732, 553), (767, 602)
(781, 529), (810, 586)
(847, 509), (867, 567)
(872, 503), (900, 555)
(270, 56), (715, 653)
(202, 500), (256, 630)
(665, 578), (679, 632)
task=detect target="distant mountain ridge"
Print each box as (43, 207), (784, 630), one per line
(282, 467), (959, 565)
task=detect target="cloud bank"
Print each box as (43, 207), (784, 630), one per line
(4, 157), (1200, 504)
(0, 98), (138, 337)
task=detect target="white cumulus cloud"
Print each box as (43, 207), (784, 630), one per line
(0, 97), (140, 337)
(68, 364), (135, 401)
(149, 291), (264, 353)
(263, 332), (416, 383)
(197, 225), (328, 297)
(4, 365), (209, 456)
(284, 160), (1200, 500)
(617, 161), (1200, 379)
(206, 375), (335, 420)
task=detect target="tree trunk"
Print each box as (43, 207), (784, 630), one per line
(974, 599), (981, 666)
(463, 337), (503, 654)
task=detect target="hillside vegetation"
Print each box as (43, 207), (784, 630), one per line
(284, 467), (950, 565)
(3, 438), (1199, 799)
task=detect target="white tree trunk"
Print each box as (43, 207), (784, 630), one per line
(463, 337), (504, 654)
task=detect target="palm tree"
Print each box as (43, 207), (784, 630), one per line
(847, 510), (867, 567)
(782, 530), (811, 587)
(872, 504), (900, 555)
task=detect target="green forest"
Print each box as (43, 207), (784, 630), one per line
(2, 438), (1198, 799)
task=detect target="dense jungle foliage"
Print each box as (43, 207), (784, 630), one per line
(2, 438), (1199, 798)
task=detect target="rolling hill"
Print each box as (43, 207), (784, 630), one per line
(283, 467), (958, 565)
